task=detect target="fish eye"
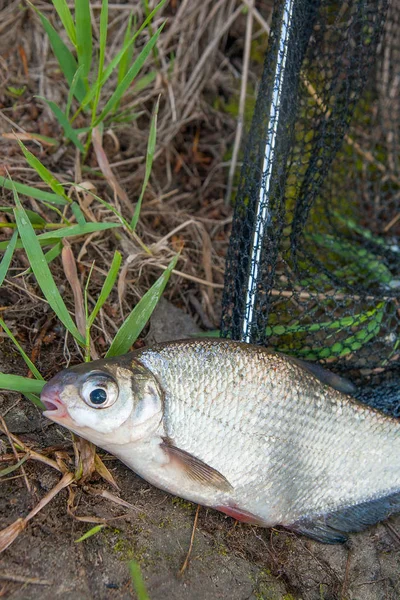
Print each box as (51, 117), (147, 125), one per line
(81, 373), (119, 409)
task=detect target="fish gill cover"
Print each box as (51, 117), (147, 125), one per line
(221, 0), (400, 400)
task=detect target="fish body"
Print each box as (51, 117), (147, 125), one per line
(41, 339), (400, 543)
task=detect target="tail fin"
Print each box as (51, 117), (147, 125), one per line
(288, 491), (400, 544)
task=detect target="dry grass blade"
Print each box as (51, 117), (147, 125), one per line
(86, 486), (141, 512)
(2, 132), (57, 146)
(73, 436), (96, 483)
(92, 125), (130, 210)
(0, 472), (74, 554)
(225, 0), (254, 204)
(94, 453), (120, 490)
(0, 519), (26, 554)
(62, 242), (86, 337)
(199, 225), (214, 304)
(73, 515), (107, 524)
(178, 504), (200, 577)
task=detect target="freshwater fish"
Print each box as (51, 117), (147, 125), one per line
(41, 339), (400, 543)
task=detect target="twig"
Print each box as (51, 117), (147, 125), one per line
(0, 428), (62, 472)
(340, 549), (352, 600)
(385, 521), (400, 545)
(0, 572), (52, 586)
(153, 219), (197, 248)
(156, 264), (224, 289)
(179, 504), (200, 576)
(30, 315), (54, 371)
(383, 209), (400, 232)
(225, 0), (254, 204)
(241, 0), (270, 33)
(0, 416), (30, 493)
(182, 6), (243, 120)
(269, 288), (394, 303)
(0, 472), (74, 553)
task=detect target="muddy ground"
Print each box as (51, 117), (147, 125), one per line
(1, 302), (400, 600)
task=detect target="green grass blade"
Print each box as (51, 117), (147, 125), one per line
(118, 13), (135, 86)
(17, 139), (71, 203)
(38, 222), (121, 241)
(88, 251), (122, 327)
(130, 97), (159, 230)
(33, 6), (86, 103)
(71, 202), (86, 225)
(39, 97), (84, 152)
(43, 241), (63, 264)
(0, 223), (121, 252)
(111, 111), (143, 125)
(0, 206), (46, 225)
(75, 524), (106, 543)
(0, 176), (67, 205)
(94, 23), (165, 125)
(19, 242), (63, 276)
(132, 71), (157, 93)
(129, 561), (150, 600)
(13, 190), (85, 345)
(75, 0), (92, 81)
(0, 373), (45, 394)
(24, 393), (44, 409)
(196, 330), (220, 337)
(106, 254), (178, 357)
(0, 318), (44, 380)
(52, 0), (76, 46)
(81, 0), (167, 112)
(66, 65), (85, 118)
(0, 454), (29, 477)
(0, 230), (18, 286)
(91, 0), (108, 123)
(142, 0), (159, 66)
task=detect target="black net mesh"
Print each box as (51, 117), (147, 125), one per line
(221, 0), (400, 393)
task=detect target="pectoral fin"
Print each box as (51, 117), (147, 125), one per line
(161, 438), (233, 492)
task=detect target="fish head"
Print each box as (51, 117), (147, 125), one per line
(41, 356), (164, 446)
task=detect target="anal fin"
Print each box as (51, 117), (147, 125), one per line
(161, 437), (233, 493)
(216, 504), (267, 526)
(288, 491), (400, 544)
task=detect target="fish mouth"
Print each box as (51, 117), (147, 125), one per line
(41, 393), (68, 420)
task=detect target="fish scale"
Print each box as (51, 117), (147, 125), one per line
(41, 338), (400, 543)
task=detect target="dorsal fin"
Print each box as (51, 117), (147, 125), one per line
(287, 356), (357, 395)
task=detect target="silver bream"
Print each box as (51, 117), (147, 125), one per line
(41, 339), (400, 543)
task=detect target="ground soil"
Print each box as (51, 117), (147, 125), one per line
(1, 302), (400, 600)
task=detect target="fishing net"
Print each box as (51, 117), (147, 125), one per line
(221, 0), (400, 394)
